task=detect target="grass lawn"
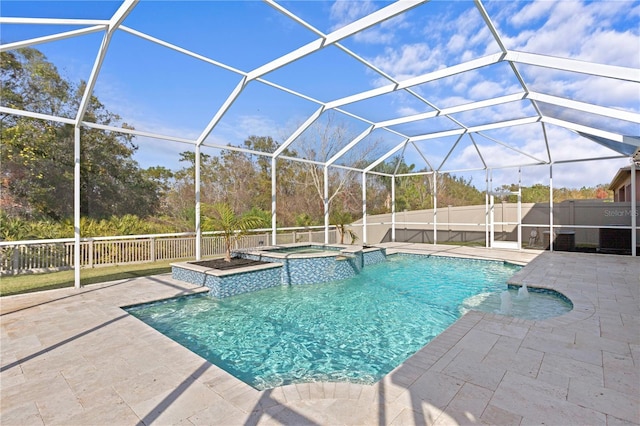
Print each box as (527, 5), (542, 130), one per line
(1, 260), (178, 297)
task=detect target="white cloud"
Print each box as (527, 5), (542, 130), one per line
(235, 115), (280, 139)
(501, 0), (640, 68)
(354, 14), (409, 44)
(397, 105), (422, 116)
(456, 101), (534, 128)
(438, 95), (473, 109)
(509, 0), (556, 28)
(329, 0), (377, 31)
(469, 80), (508, 100)
(442, 6), (494, 53)
(581, 0), (636, 24)
(370, 43), (443, 80)
(578, 29), (640, 68)
(571, 77), (640, 113)
(363, 2), (501, 81)
(521, 66), (640, 111)
(351, 27), (394, 44)
(509, 6), (595, 57)
(447, 34), (466, 53)
(448, 68), (481, 94)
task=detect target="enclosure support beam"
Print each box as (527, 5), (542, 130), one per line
(362, 172), (367, 244)
(324, 166), (329, 244)
(391, 176), (396, 242)
(490, 200), (495, 248)
(271, 157), (277, 246)
(195, 145), (201, 260)
(0, 25), (105, 53)
(489, 169), (494, 248)
(504, 50), (639, 82)
(549, 164), (554, 252)
(631, 161), (637, 256)
(485, 169), (489, 248)
(518, 168), (522, 250)
(433, 172), (438, 245)
(74, 126), (81, 289)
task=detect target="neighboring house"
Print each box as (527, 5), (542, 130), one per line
(609, 164), (640, 202)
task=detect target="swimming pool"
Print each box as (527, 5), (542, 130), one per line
(126, 255), (572, 390)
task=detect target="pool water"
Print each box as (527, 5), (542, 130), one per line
(125, 255), (572, 390)
(461, 286), (573, 319)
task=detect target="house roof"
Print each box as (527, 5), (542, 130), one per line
(609, 164), (640, 190)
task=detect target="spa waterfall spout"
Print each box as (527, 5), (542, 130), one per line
(497, 291), (513, 315)
(517, 283), (529, 300)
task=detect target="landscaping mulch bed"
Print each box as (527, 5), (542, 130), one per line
(189, 257), (272, 270)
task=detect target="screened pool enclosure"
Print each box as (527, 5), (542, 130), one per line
(1, 0), (638, 288)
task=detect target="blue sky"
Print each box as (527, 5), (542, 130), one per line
(2, 0), (639, 189)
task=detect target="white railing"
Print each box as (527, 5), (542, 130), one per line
(0, 227), (337, 275)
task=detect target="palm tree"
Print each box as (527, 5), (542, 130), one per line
(202, 202), (267, 262)
(331, 210), (359, 244)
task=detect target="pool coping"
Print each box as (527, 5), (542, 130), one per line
(235, 243), (381, 259)
(1, 244), (638, 425)
(171, 259), (283, 277)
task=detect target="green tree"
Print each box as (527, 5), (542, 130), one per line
(202, 202), (267, 262)
(0, 48), (69, 118)
(372, 158), (433, 211)
(522, 184), (550, 203)
(294, 213), (318, 227)
(0, 212), (33, 241)
(1, 48), (161, 221)
(331, 210), (358, 244)
(437, 174), (484, 206)
(244, 206), (271, 227)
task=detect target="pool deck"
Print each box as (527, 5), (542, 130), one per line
(1, 244), (638, 425)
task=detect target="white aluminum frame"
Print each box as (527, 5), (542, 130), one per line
(2, 0), (638, 288)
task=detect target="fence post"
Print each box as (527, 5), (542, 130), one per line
(12, 245), (19, 275)
(150, 237), (156, 262)
(88, 239), (94, 268)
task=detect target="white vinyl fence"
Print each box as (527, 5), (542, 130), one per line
(0, 227), (337, 276)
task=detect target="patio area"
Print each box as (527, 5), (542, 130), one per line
(1, 244), (638, 425)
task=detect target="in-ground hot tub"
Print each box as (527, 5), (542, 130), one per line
(235, 243), (380, 285)
(171, 243), (387, 297)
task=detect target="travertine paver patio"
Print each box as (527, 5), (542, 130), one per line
(1, 244), (638, 425)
